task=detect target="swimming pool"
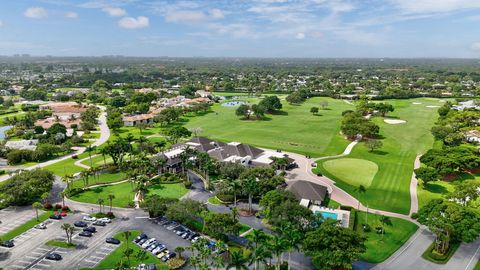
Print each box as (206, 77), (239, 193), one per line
(316, 211), (338, 220)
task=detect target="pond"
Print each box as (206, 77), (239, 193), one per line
(221, 101), (248, 107)
(0, 126), (12, 140)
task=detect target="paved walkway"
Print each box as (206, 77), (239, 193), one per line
(0, 106), (109, 183)
(409, 155), (421, 216)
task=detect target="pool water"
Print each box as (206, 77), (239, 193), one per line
(316, 211), (338, 220)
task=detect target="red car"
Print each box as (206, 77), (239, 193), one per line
(54, 212), (68, 217)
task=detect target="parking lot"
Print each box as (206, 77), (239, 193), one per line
(0, 211), (125, 270)
(0, 206), (40, 235)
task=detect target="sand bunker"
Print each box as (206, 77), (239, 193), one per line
(412, 102), (422, 105)
(384, 119), (407, 124)
(426, 105), (440, 108)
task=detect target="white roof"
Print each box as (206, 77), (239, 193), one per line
(164, 147), (185, 158)
(252, 149), (287, 165)
(300, 199), (310, 208)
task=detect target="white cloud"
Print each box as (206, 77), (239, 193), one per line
(0, 20), (3, 27)
(295, 32), (305, 39)
(24, 7), (48, 19)
(102, 7), (127, 17)
(65, 11), (78, 19)
(391, 0), (480, 14)
(209, 9), (224, 19)
(118, 16), (149, 29)
(471, 42), (480, 51)
(166, 10), (207, 24)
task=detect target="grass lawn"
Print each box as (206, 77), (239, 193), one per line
(183, 97), (351, 157)
(69, 182), (187, 208)
(83, 230), (168, 270)
(207, 196), (223, 205)
(80, 154), (113, 168)
(46, 240), (77, 248)
(239, 224), (251, 235)
(69, 181), (135, 208)
(418, 173), (480, 209)
(70, 171), (127, 189)
(44, 152), (90, 177)
(148, 183), (189, 199)
(316, 98), (440, 214)
(355, 211), (419, 263)
(474, 259), (480, 270)
(421, 241), (460, 264)
(323, 158), (378, 188)
(1, 211), (50, 241)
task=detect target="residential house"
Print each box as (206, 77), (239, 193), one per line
(4, 139), (39, 151)
(122, 114), (154, 127)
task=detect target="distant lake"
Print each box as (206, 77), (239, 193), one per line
(0, 126), (12, 140)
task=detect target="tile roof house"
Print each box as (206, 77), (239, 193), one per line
(122, 114), (154, 127)
(156, 136), (292, 171)
(287, 180), (329, 206)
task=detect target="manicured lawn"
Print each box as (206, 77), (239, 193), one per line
(83, 230), (168, 270)
(70, 171), (127, 189)
(418, 174), (480, 209)
(317, 98), (439, 214)
(239, 224), (251, 235)
(421, 241), (460, 264)
(183, 97), (351, 157)
(355, 211), (419, 263)
(46, 240), (77, 248)
(207, 196), (223, 205)
(69, 182), (135, 208)
(1, 211), (50, 241)
(323, 158), (378, 188)
(44, 152), (90, 177)
(80, 154), (113, 168)
(69, 182), (187, 208)
(474, 259), (480, 270)
(148, 183), (189, 199)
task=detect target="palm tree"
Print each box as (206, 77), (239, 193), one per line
(242, 177), (258, 214)
(107, 193), (115, 213)
(250, 245), (270, 270)
(380, 215), (393, 239)
(211, 253), (226, 270)
(61, 223), (74, 244)
(354, 185), (367, 210)
(134, 175), (150, 202)
(32, 202), (43, 221)
(41, 192), (50, 204)
(62, 174), (74, 191)
(279, 225), (302, 270)
(100, 147), (108, 167)
(60, 191), (66, 207)
(270, 235), (287, 270)
(86, 145), (96, 168)
(97, 198), (104, 213)
(227, 251), (249, 270)
(174, 246), (185, 259)
(227, 179), (242, 207)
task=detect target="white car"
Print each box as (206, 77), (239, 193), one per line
(141, 238), (156, 249)
(98, 217), (111, 223)
(35, 223), (47, 229)
(83, 216), (96, 222)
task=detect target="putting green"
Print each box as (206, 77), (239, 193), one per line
(323, 158), (378, 188)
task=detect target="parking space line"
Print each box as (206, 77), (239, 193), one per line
(84, 259), (99, 264)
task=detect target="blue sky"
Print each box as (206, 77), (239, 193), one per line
(1, 0), (480, 58)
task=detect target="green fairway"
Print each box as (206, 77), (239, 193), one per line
(183, 97), (351, 157)
(323, 158), (378, 188)
(69, 182), (188, 208)
(356, 211), (419, 263)
(84, 230), (168, 270)
(317, 98), (439, 214)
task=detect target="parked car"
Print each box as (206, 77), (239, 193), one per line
(106, 238), (121, 245)
(83, 216), (96, 222)
(152, 245), (166, 255)
(45, 252), (62, 260)
(161, 252), (176, 262)
(156, 250), (169, 259)
(0, 240), (14, 248)
(138, 238), (148, 246)
(98, 217), (111, 223)
(93, 221), (106, 226)
(35, 223), (47, 229)
(83, 227), (96, 233)
(134, 233), (148, 243)
(141, 238), (156, 249)
(147, 241), (159, 251)
(74, 221), (88, 227)
(49, 214), (62, 220)
(191, 236), (200, 243)
(79, 231), (93, 237)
